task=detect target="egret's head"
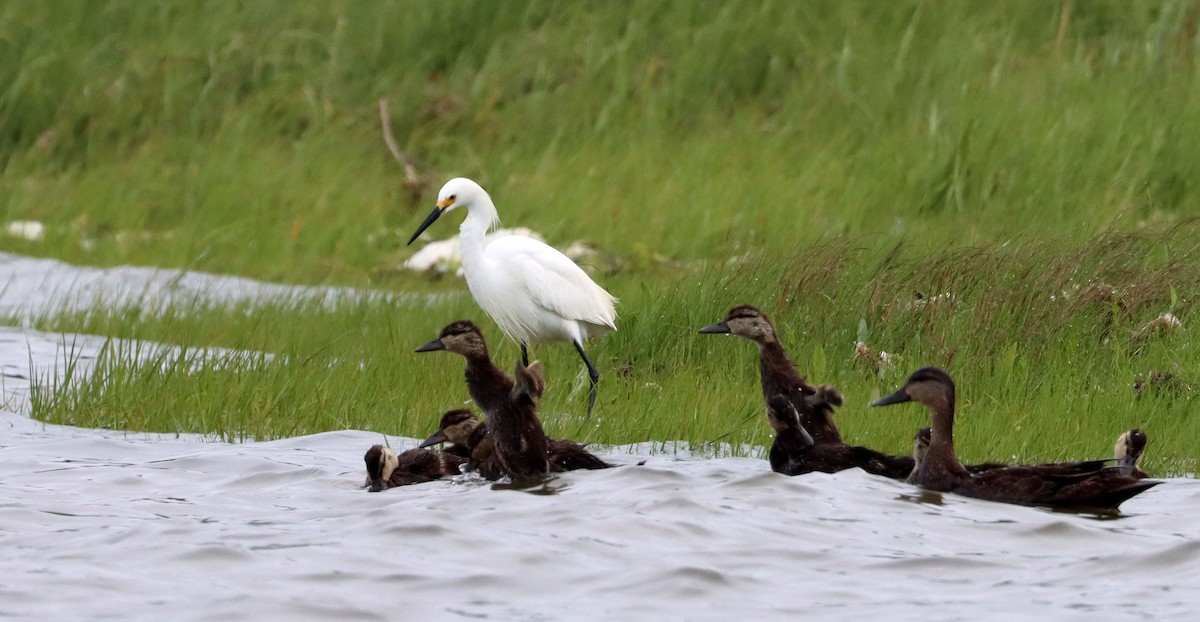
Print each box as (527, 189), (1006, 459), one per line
(436, 177), (483, 211)
(407, 177), (487, 245)
(415, 320), (489, 358)
(698, 305), (778, 344)
(363, 444), (399, 492)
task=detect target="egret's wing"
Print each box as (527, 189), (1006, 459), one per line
(494, 237), (617, 327)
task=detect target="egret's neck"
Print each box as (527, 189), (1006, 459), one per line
(458, 197), (501, 270)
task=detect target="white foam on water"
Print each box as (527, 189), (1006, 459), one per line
(0, 252), (449, 323)
(1, 254), (1198, 620)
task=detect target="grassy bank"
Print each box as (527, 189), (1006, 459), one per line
(4, 1), (1199, 473)
(27, 224), (1200, 474)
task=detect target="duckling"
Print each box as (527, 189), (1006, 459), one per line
(420, 408), (611, 477)
(510, 361), (613, 472)
(766, 395), (915, 478)
(416, 321), (551, 482)
(1114, 429), (1149, 479)
(362, 444), (466, 492)
(873, 367), (1160, 510)
(419, 409), (503, 479)
(699, 305), (841, 445)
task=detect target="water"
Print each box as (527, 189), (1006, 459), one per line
(2, 255), (1198, 620)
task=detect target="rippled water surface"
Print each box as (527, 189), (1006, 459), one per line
(2, 256), (1197, 620)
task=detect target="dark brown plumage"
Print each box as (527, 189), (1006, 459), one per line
(766, 395), (914, 479)
(416, 321), (565, 483)
(700, 305), (841, 444)
(420, 408), (503, 479)
(420, 408), (611, 478)
(909, 427), (1008, 483)
(875, 367), (1161, 511)
(701, 305), (914, 479)
(362, 444), (466, 492)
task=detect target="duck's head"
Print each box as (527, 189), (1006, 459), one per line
(698, 305), (778, 344)
(764, 395), (815, 446)
(419, 409), (481, 448)
(1115, 429), (1147, 466)
(415, 320), (488, 358)
(363, 444), (400, 492)
(407, 177), (488, 245)
(511, 360), (546, 402)
(871, 366), (955, 412)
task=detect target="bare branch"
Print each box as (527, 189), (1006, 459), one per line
(378, 98), (423, 189)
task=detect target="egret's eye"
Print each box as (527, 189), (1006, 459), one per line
(449, 194), (457, 201)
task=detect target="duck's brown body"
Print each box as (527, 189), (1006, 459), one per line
(766, 396), (914, 478)
(701, 305), (914, 479)
(420, 409), (505, 479)
(876, 367), (1160, 511)
(363, 444), (466, 492)
(421, 408), (610, 479)
(418, 321), (612, 483)
(701, 306), (842, 445)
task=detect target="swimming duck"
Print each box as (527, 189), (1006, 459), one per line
(416, 321), (551, 482)
(419, 409), (502, 479)
(362, 444), (466, 492)
(908, 427), (1008, 483)
(766, 395), (915, 478)
(420, 409), (612, 477)
(1114, 429), (1149, 479)
(873, 367), (1160, 510)
(699, 305), (842, 445)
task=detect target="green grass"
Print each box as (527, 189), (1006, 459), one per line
(4, 1), (1200, 474)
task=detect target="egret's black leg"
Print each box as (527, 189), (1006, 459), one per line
(573, 340), (600, 416)
(520, 342), (529, 366)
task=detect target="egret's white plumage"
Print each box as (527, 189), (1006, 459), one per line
(408, 178), (617, 413)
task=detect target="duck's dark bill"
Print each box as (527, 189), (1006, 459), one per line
(419, 430), (448, 448)
(369, 477), (385, 492)
(871, 390), (912, 407)
(415, 338), (446, 353)
(698, 320), (730, 334)
(406, 206), (444, 245)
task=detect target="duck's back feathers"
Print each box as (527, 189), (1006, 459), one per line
(548, 439), (612, 471)
(956, 465), (1160, 510)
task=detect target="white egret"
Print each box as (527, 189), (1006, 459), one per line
(407, 178), (617, 414)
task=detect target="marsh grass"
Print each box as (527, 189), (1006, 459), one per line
(5, 2), (1200, 473)
(27, 224), (1200, 474)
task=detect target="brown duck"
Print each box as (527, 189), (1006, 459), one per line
(421, 408), (611, 476)
(766, 394), (914, 478)
(363, 444), (466, 492)
(908, 427), (1007, 484)
(700, 305), (842, 444)
(700, 305), (914, 479)
(1114, 429), (1150, 479)
(874, 367), (1160, 510)
(419, 409), (502, 479)
(416, 321), (552, 482)
(910, 426), (1148, 484)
